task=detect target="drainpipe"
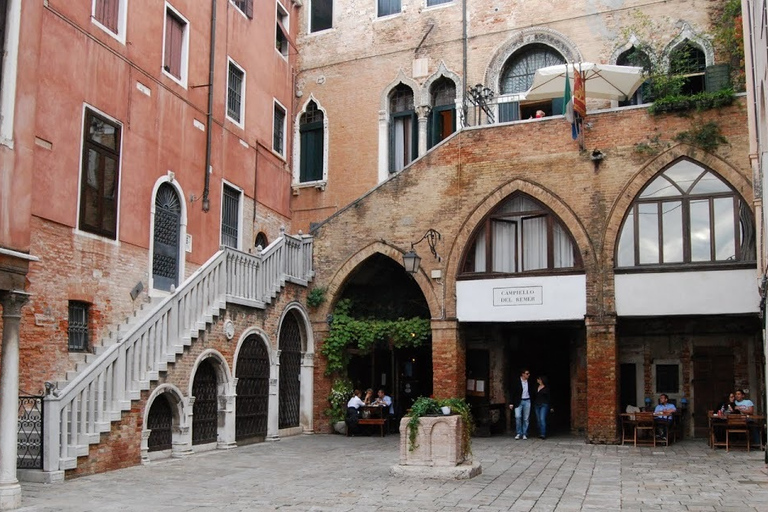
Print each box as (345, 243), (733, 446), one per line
(461, 0), (468, 121)
(202, 0), (217, 212)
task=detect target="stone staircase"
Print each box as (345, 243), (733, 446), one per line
(39, 233), (313, 474)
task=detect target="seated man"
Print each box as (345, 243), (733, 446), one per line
(734, 389), (754, 414)
(373, 389), (394, 415)
(653, 393), (676, 440)
(346, 389), (365, 435)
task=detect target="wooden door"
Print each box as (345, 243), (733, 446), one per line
(692, 347), (734, 438)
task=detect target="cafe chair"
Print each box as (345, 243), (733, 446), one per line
(633, 412), (656, 447)
(726, 415), (750, 452)
(620, 413), (637, 445)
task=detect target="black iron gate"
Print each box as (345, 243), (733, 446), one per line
(192, 360), (218, 445)
(279, 314), (302, 429)
(17, 394), (43, 469)
(236, 334), (270, 441)
(147, 394), (173, 451)
(152, 183), (181, 291)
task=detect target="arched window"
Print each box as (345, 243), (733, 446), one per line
(499, 44), (565, 121)
(389, 84), (417, 173)
(428, 77), (456, 149)
(461, 194), (580, 275)
(617, 47), (652, 106)
(616, 159), (756, 267)
(669, 40), (706, 95)
(299, 100), (324, 183)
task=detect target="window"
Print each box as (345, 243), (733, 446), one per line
(378, 0), (401, 17)
(93, 0), (120, 34)
(617, 47), (652, 106)
(461, 194), (579, 274)
(669, 40), (706, 95)
(499, 44), (565, 121)
(232, 0), (253, 19)
(68, 301), (90, 352)
(616, 159), (756, 267)
(427, 0), (452, 5)
(226, 59), (245, 125)
(255, 232), (268, 250)
(79, 108), (121, 239)
(389, 84), (417, 173)
(276, 1), (289, 57)
(273, 101), (286, 156)
(163, 4), (189, 86)
(221, 184), (241, 249)
(428, 77), (456, 149)
(310, 0), (332, 32)
(655, 364), (679, 394)
(299, 100), (324, 182)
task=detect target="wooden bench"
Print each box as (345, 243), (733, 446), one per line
(350, 418), (387, 437)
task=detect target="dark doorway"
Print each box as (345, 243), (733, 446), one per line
(279, 311), (302, 429)
(620, 363), (638, 412)
(147, 393), (173, 452)
(236, 334), (270, 442)
(192, 360), (218, 445)
(692, 347), (734, 437)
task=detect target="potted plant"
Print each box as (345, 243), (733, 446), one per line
(324, 378), (353, 434)
(405, 396), (474, 459)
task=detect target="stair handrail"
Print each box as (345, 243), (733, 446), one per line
(42, 233), (313, 472)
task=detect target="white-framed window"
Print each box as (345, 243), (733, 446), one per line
(220, 182), (243, 249)
(295, 99), (327, 185)
(377, 0), (401, 17)
(226, 58), (246, 127)
(162, 3), (190, 88)
(426, 0), (452, 6)
(309, 0), (332, 33)
(276, 1), (289, 58)
(273, 100), (287, 157)
(78, 106), (123, 241)
(230, 0), (253, 19)
(92, 0), (128, 43)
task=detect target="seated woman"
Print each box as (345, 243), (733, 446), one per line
(716, 392), (737, 414)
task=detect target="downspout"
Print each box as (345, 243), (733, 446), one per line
(461, 0), (468, 121)
(202, 0), (217, 212)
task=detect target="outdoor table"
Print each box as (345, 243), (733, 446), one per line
(709, 413), (765, 450)
(357, 405), (387, 437)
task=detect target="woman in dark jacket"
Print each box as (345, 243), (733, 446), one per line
(534, 376), (551, 439)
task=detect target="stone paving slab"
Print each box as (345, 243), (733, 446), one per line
(15, 434), (768, 511)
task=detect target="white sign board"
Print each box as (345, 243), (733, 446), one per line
(493, 286), (543, 306)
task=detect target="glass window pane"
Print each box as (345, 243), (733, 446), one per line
(640, 176), (679, 198)
(522, 216), (547, 270)
(471, 228), (486, 272)
(553, 222), (574, 268)
(492, 221), (516, 272)
(661, 201), (683, 263)
(90, 117), (118, 150)
(638, 203), (659, 264)
(713, 197), (736, 260)
(617, 210), (635, 267)
(690, 171), (731, 195)
(662, 161), (705, 194)
(690, 199), (712, 261)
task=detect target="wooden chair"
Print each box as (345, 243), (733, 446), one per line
(620, 414), (637, 445)
(634, 412), (656, 447)
(726, 415), (750, 452)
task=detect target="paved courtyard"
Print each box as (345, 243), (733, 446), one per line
(16, 433), (768, 511)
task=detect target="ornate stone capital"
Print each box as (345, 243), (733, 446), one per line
(0, 291), (30, 319)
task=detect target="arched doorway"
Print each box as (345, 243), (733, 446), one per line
(152, 183), (181, 291)
(147, 393), (173, 452)
(236, 334), (270, 442)
(192, 359), (218, 445)
(279, 312), (302, 429)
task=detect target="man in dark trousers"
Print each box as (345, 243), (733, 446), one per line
(509, 368), (534, 439)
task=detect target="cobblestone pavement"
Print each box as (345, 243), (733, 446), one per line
(17, 433), (768, 511)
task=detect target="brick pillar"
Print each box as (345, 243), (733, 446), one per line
(431, 319), (464, 398)
(585, 314), (618, 443)
(311, 321), (332, 434)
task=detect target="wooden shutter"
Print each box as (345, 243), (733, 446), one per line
(245, 0), (254, 19)
(95, 0), (119, 33)
(164, 11), (183, 78)
(705, 64), (731, 92)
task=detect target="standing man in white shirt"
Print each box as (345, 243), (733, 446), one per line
(509, 368), (535, 440)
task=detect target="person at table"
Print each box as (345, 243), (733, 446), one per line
(734, 389), (754, 415)
(364, 388), (374, 405)
(509, 367), (534, 440)
(373, 389), (394, 415)
(653, 393), (676, 440)
(346, 389), (365, 435)
(534, 375), (551, 440)
(717, 392), (737, 415)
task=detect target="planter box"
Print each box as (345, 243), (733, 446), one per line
(398, 415), (466, 467)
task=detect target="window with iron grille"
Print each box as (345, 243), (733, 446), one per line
(273, 102), (286, 156)
(655, 364), (680, 394)
(94, 0), (120, 33)
(79, 108), (121, 239)
(226, 59), (245, 124)
(163, 6), (188, 83)
(232, 0), (253, 19)
(221, 184), (241, 249)
(378, 0), (401, 17)
(310, 0), (332, 32)
(68, 301), (90, 352)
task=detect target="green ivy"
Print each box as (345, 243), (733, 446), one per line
(320, 299), (431, 375)
(648, 89), (735, 115)
(673, 121), (729, 152)
(306, 286), (327, 308)
(405, 396), (475, 457)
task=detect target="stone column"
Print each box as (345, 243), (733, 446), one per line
(300, 352), (314, 434)
(416, 105), (431, 157)
(585, 314), (618, 443)
(377, 110), (389, 183)
(0, 291), (30, 511)
(431, 319), (464, 398)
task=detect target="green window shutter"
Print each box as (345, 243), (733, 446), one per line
(309, 127), (324, 181)
(498, 102), (519, 123)
(300, 123), (323, 183)
(550, 97), (564, 115)
(705, 64), (730, 92)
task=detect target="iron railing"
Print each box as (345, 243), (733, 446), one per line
(18, 393), (44, 469)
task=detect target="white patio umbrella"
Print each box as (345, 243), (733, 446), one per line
(525, 62), (646, 102)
